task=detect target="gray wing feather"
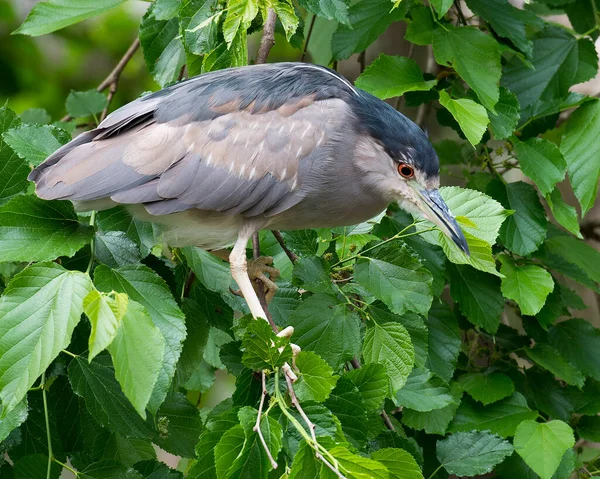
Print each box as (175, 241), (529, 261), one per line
(29, 65), (353, 219)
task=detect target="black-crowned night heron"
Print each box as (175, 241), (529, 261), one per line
(29, 62), (468, 320)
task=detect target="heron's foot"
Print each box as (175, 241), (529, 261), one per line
(248, 256), (280, 303)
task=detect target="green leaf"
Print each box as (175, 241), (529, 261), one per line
(355, 55), (436, 100)
(222, 0), (258, 46)
(297, 0), (350, 25)
(577, 416), (600, 442)
(3, 123), (70, 166)
(503, 27), (597, 124)
(68, 357), (157, 438)
(449, 392), (538, 437)
(93, 264), (186, 414)
(65, 90), (108, 118)
(289, 440), (321, 478)
(0, 196), (93, 262)
(542, 234), (600, 286)
(0, 263), (92, 413)
(331, 0), (408, 60)
(489, 180), (548, 257)
(464, 0), (540, 57)
(433, 25), (501, 111)
(153, 0), (180, 20)
(514, 138), (566, 197)
(155, 392), (203, 458)
(426, 303), (461, 382)
(289, 293), (361, 369)
(457, 372), (514, 406)
(94, 231), (142, 268)
(294, 351), (337, 403)
(364, 322), (414, 393)
(514, 420), (575, 479)
(499, 256), (554, 316)
(180, 0), (221, 56)
(395, 368), (456, 412)
(20, 108), (52, 125)
(402, 382), (462, 435)
(548, 318), (600, 381)
(438, 90), (489, 146)
(273, 0), (299, 41)
(404, 5), (434, 46)
(488, 87), (521, 140)
(241, 317), (292, 370)
(292, 256), (335, 294)
(13, 454), (62, 478)
(13, 0), (128, 36)
(560, 100), (600, 215)
(0, 397), (27, 442)
(0, 106), (29, 205)
(97, 206), (158, 257)
(346, 363), (389, 412)
(325, 446), (389, 479)
(371, 448), (423, 479)
(436, 431), (514, 476)
(524, 344), (585, 388)
(446, 263), (504, 333)
(84, 290), (127, 361)
(355, 243), (433, 316)
(325, 377), (368, 447)
(545, 189), (582, 239)
(430, 0), (453, 18)
(438, 186), (509, 245)
(139, 6), (186, 87)
(107, 300), (165, 418)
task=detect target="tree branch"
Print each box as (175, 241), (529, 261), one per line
(62, 37), (141, 123)
(256, 8), (277, 64)
(301, 14), (317, 62)
(272, 230), (298, 263)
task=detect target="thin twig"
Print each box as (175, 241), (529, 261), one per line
(254, 372), (278, 469)
(358, 51), (366, 74)
(272, 230), (298, 263)
(285, 373), (318, 445)
(301, 14), (317, 62)
(256, 8), (277, 64)
(42, 372), (53, 479)
(182, 270), (196, 299)
(380, 410), (395, 432)
(61, 37), (140, 123)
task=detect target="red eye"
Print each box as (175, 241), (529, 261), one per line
(398, 163), (414, 178)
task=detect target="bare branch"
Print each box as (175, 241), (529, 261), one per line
(256, 8), (277, 64)
(301, 14), (317, 62)
(272, 230), (299, 263)
(254, 372), (278, 469)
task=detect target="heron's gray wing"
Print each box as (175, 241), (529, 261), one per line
(30, 95), (350, 218)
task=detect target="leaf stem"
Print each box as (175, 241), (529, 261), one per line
(61, 349), (78, 359)
(427, 464), (444, 479)
(54, 459), (79, 477)
(42, 372), (53, 479)
(332, 220), (419, 267)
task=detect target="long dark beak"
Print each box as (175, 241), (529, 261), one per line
(419, 189), (470, 255)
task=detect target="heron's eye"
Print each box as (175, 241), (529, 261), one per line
(398, 163), (414, 179)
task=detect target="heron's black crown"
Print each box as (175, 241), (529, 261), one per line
(144, 62), (439, 179)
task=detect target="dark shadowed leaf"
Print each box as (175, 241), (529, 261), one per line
(68, 357), (157, 439)
(457, 372), (514, 406)
(524, 344), (585, 388)
(548, 318), (600, 381)
(289, 293), (361, 369)
(449, 392), (538, 437)
(426, 303), (461, 382)
(514, 138), (566, 197)
(95, 231), (142, 268)
(331, 0), (409, 60)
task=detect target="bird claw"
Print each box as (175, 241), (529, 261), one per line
(248, 256), (280, 303)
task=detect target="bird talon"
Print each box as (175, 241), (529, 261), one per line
(229, 286), (244, 297)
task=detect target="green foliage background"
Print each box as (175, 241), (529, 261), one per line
(1, 0), (600, 478)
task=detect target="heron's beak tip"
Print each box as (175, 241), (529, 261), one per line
(419, 188), (470, 257)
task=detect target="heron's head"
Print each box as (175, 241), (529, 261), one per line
(352, 90), (469, 255)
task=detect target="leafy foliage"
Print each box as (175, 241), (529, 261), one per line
(2, 0), (600, 476)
